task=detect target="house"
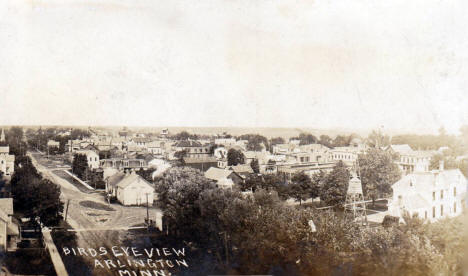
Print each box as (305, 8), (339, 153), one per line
(147, 141), (165, 156)
(204, 167), (244, 187)
(386, 144), (434, 174)
(331, 147), (360, 166)
(388, 161), (467, 222)
(229, 164), (254, 178)
(277, 162), (336, 180)
(0, 198), (19, 251)
(74, 150), (100, 169)
(182, 157), (218, 172)
(213, 147), (228, 160)
(174, 140), (212, 158)
(47, 140), (60, 149)
(106, 172), (155, 206)
(160, 128), (169, 137)
(100, 158), (147, 171)
(129, 137), (152, 150)
(0, 146), (15, 176)
(214, 138), (236, 147)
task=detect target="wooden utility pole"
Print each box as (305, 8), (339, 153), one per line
(64, 199), (70, 222)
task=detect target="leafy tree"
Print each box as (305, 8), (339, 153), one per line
(155, 167), (215, 240)
(250, 158), (260, 173)
(332, 135), (352, 147)
(72, 154), (88, 179)
(239, 134), (269, 151)
(288, 172), (317, 205)
(136, 167), (157, 183)
(367, 129), (390, 148)
(11, 156), (63, 227)
(358, 148), (401, 204)
(174, 149), (188, 160)
(270, 137), (285, 146)
(291, 132), (318, 145)
(319, 135), (333, 148)
(429, 154), (458, 170)
(227, 149), (245, 166)
(320, 161), (349, 206)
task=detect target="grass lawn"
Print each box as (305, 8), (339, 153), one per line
(79, 200), (115, 211)
(52, 170), (95, 193)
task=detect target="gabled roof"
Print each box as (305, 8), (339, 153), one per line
(132, 137), (152, 143)
(230, 164), (254, 174)
(392, 169), (465, 191)
(175, 140), (203, 147)
(117, 173), (153, 189)
(183, 156), (217, 164)
(205, 167), (235, 181)
(108, 172), (153, 190)
(0, 198), (14, 216)
(388, 144), (413, 155)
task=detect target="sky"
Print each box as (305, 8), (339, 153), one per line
(1, 0), (467, 135)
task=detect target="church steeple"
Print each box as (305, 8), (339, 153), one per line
(0, 128), (5, 143)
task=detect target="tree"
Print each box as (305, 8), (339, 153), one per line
(239, 134), (269, 152)
(367, 129), (390, 148)
(136, 167), (157, 183)
(358, 148), (401, 204)
(429, 154), (458, 171)
(227, 149), (245, 166)
(332, 135), (352, 147)
(291, 133), (317, 145)
(320, 161), (349, 206)
(155, 167), (215, 241)
(270, 137), (285, 146)
(174, 150), (188, 160)
(319, 135), (333, 148)
(11, 156), (63, 227)
(250, 158), (260, 173)
(72, 154), (88, 179)
(288, 172), (317, 205)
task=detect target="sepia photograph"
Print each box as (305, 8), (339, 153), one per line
(1, 0), (468, 275)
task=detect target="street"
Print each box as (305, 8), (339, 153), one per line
(27, 151), (163, 249)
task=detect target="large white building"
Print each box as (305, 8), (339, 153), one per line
(388, 162), (467, 222)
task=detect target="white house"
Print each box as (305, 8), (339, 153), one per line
(0, 146), (14, 176)
(107, 172), (155, 206)
(388, 161), (467, 222)
(74, 150), (100, 169)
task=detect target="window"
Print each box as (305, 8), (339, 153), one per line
(432, 191), (436, 201)
(425, 211), (427, 219)
(454, 187), (457, 197)
(440, 190), (444, 199)
(441, 205), (444, 216)
(432, 206), (436, 218)
(454, 202), (457, 213)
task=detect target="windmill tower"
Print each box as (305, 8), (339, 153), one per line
(345, 161), (367, 225)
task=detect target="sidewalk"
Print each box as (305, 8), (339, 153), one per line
(42, 229), (69, 276)
(63, 170), (95, 190)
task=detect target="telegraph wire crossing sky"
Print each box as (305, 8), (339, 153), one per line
(0, 0), (467, 134)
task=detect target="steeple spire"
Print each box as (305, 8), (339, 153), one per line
(0, 128), (5, 142)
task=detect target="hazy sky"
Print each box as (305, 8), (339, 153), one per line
(1, 0), (467, 134)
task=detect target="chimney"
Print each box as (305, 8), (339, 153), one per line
(439, 160), (444, 171)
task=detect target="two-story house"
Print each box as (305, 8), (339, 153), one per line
(388, 161), (467, 222)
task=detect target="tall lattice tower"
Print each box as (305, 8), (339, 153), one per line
(345, 161), (367, 225)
